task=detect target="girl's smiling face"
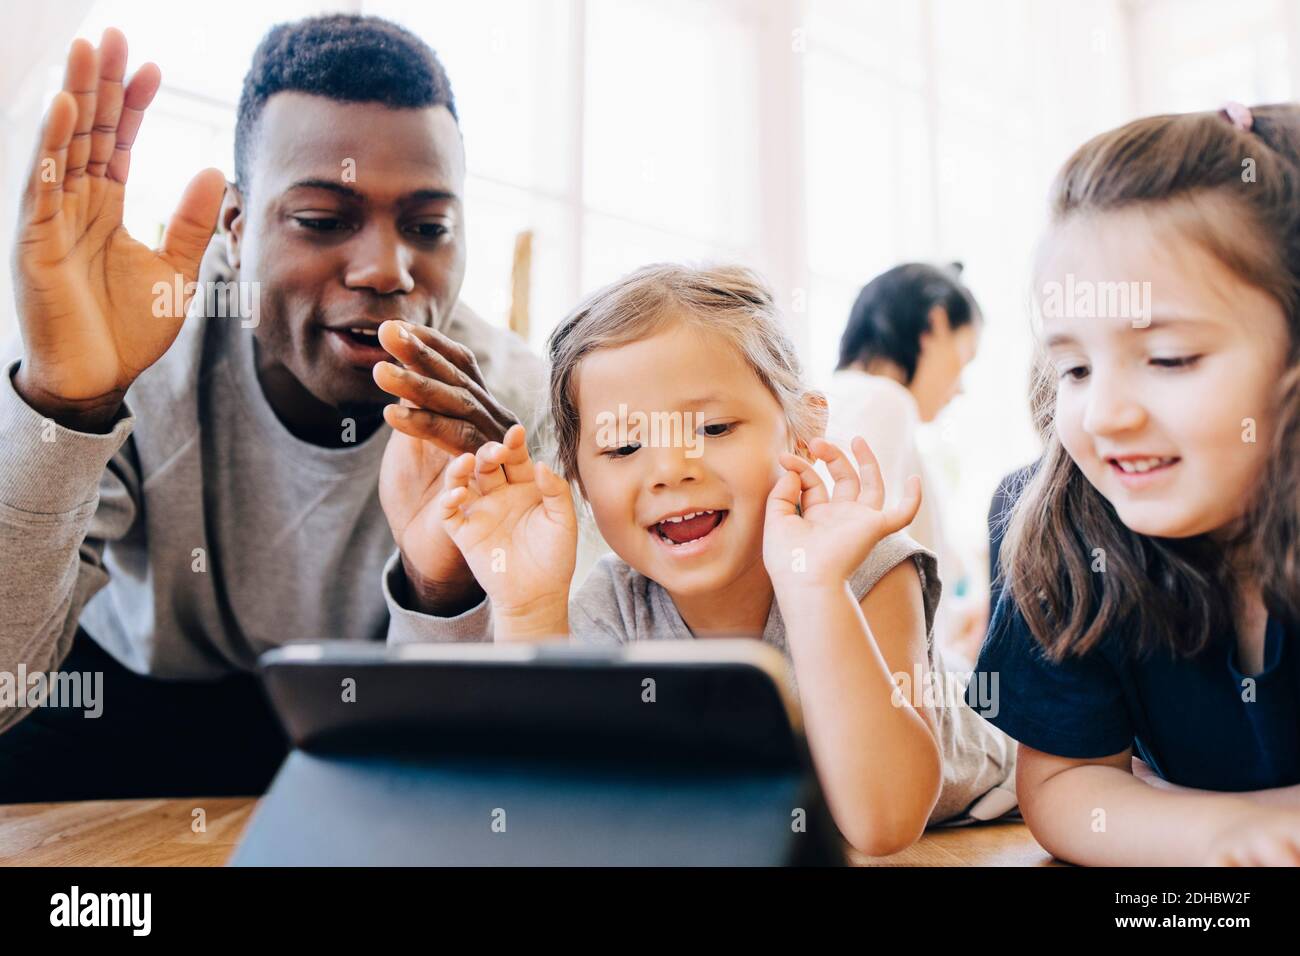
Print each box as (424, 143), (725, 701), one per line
(1040, 204), (1290, 539)
(573, 320), (796, 597)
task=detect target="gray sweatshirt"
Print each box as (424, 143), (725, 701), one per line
(0, 304), (564, 733)
(388, 535), (1018, 825)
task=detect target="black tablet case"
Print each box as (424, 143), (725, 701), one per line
(230, 642), (844, 866)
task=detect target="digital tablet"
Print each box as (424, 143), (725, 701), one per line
(232, 639), (843, 866)
(258, 638), (805, 767)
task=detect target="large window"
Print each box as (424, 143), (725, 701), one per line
(3, 0), (1298, 587)
(799, 0), (1138, 571)
(47, 0), (774, 354)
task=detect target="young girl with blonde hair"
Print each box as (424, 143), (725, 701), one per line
(396, 263), (1015, 855)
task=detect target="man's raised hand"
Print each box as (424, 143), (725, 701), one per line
(12, 28), (224, 430)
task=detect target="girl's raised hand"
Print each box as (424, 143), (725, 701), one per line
(439, 424), (577, 633)
(763, 435), (921, 591)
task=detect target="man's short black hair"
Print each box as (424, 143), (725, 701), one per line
(234, 13), (458, 193)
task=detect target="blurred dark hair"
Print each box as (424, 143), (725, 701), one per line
(835, 262), (981, 379)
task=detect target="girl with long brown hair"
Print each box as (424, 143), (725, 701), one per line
(970, 102), (1300, 866)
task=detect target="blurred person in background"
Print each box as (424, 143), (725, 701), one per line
(825, 263), (985, 663)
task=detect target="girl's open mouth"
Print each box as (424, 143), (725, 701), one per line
(1108, 455), (1180, 486)
(648, 509), (728, 555)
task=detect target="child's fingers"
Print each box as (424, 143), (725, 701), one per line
(1253, 838), (1293, 868)
(1268, 831), (1300, 866)
(474, 441), (508, 494)
(765, 468), (803, 519)
(777, 451), (829, 510)
(534, 461), (576, 527)
(850, 436), (886, 510)
(1274, 840), (1300, 866)
(809, 437), (860, 502)
(439, 485), (467, 521)
(497, 423), (535, 484)
(881, 474), (922, 535)
(438, 485), (477, 534)
(442, 452), (477, 492)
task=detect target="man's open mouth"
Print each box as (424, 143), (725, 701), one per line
(648, 509), (727, 546)
(323, 325), (390, 364)
(337, 327), (381, 346)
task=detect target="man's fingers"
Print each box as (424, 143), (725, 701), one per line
(378, 320), (475, 390)
(62, 38), (98, 182)
(404, 321), (486, 384)
(372, 359), (506, 447)
(380, 320), (513, 419)
(86, 28), (128, 178)
(373, 361), (495, 427)
(382, 403), (491, 455)
(106, 62), (160, 183)
(375, 321), (519, 459)
(159, 167), (225, 279)
(24, 92), (77, 225)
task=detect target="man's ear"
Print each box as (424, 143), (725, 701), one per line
(220, 182), (245, 271)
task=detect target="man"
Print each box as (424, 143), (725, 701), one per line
(0, 15), (580, 801)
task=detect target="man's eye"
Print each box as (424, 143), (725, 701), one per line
(1150, 355), (1201, 369)
(410, 222), (451, 241)
(699, 422), (735, 437)
(604, 442), (641, 458)
(294, 216), (346, 232)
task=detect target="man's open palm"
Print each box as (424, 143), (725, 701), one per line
(13, 28), (224, 411)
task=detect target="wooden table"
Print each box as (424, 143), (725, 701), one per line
(0, 798), (255, 867)
(853, 820), (1058, 866)
(0, 797), (1055, 866)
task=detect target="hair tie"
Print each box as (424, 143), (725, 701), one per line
(1222, 101), (1254, 132)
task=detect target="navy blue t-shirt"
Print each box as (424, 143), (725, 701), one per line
(968, 594), (1300, 791)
